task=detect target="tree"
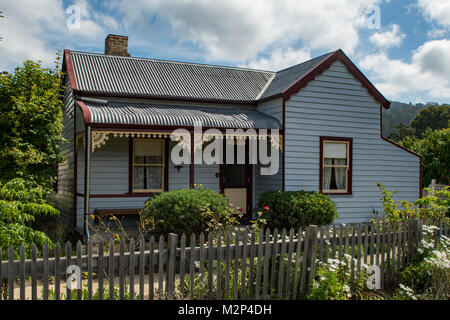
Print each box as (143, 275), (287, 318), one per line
(387, 123), (416, 142)
(0, 58), (65, 189)
(0, 178), (59, 259)
(382, 101), (425, 137)
(411, 104), (449, 138)
(401, 128), (450, 187)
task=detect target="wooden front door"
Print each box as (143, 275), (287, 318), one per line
(220, 141), (253, 218)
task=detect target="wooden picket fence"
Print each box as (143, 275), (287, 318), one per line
(0, 218), (448, 300)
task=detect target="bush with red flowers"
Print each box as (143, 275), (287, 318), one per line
(257, 190), (337, 230)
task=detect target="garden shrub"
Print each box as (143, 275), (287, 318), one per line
(396, 225), (450, 300)
(377, 183), (450, 222)
(142, 187), (234, 235)
(257, 190), (337, 230)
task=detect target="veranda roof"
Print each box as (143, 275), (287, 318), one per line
(77, 99), (281, 130)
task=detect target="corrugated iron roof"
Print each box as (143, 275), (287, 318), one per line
(66, 49), (391, 110)
(258, 52), (333, 100)
(70, 51), (276, 102)
(79, 100), (282, 129)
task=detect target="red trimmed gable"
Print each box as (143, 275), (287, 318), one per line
(280, 49), (390, 109)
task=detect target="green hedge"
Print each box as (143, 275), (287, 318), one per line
(257, 190), (338, 230)
(143, 187), (232, 235)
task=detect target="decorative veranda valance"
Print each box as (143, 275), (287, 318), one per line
(76, 130), (283, 152)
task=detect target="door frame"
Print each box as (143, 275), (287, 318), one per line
(219, 140), (253, 218)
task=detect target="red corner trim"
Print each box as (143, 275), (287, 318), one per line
(64, 50), (78, 90)
(282, 49), (391, 110)
(75, 99), (92, 123)
(379, 106), (422, 197)
(282, 98), (286, 191)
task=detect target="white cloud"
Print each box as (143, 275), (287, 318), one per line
(369, 24), (405, 48)
(418, 0), (450, 27)
(359, 39), (450, 101)
(114, 0), (381, 64)
(243, 47), (311, 71)
(0, 0), (119, 71)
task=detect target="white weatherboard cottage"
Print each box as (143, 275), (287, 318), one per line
(55, 34), (421, 235)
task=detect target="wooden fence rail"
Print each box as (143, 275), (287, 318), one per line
(0, 218), (448, 300)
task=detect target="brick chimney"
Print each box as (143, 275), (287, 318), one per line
(105, 34), (130, 57)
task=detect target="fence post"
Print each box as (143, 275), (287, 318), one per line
(430, 179), (436, 194)
(167, 233), (177, 300)
(306, 225), (319, 296)
(408, 219), (420, 262)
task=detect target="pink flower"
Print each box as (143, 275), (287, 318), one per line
(264, 206), (270, 212)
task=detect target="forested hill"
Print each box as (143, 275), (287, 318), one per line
(382, 101), (427, 137)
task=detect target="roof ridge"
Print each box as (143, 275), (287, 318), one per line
(69, 50), (276, 74)
(274, 50), (336, 74)
(255, 73), (277, 100)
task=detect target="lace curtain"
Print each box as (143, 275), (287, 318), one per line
(134, 139), (164, 190)
(134, 166), (162, 190)
(323, 158), (332, 190)
(334, 158), (347, 190)
(323, 158), (347, 191)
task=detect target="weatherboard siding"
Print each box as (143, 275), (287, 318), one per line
(257, 97), (283, 124)
(284, 60), (420, 223)
(253, 98), (284, 206)
(168, 141), (190, 190)
(54, 78), (75, 228)
(75, 137), (223, 225)
(254, 154), (283, 207)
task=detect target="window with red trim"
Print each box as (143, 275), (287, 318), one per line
(320, 137), (352, 194)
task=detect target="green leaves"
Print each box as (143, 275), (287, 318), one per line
(258, 190), (337, 230)
(0, 178), (59, 258)
(411, 105), (449, 138)
(143, 187), (233, 235)
(401, 128), (449, 186)
(377, 183), (449, 222)
(0, 58), (64, 188)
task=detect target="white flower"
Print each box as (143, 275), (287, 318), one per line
(399, 284), (417, 299)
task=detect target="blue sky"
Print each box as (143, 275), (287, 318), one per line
(0, 0), (449, 104)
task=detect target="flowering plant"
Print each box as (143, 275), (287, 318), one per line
(397, 224), (450, 299)
(307, 254), (369, 300)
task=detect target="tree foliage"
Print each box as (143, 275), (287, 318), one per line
(401, 128), (450, 187)
(0, 58), (64, 189)
(377, 183), (449, 222)
(0, 57), (64, 257)
(384, 103), (448, 142)
(411, 105), (449, 138)
(383, 101), (426, 138)
(0, 178), (59, 258)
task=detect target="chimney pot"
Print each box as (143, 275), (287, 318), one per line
(105, 34), (130, 57)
